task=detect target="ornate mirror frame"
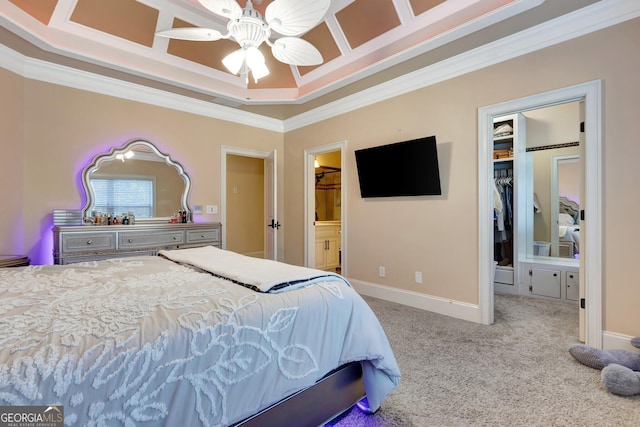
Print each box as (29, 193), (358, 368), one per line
(81, 139), (192, 223)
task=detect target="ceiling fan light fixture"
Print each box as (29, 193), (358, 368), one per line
(250, 61), (269, 82)
(222, 49), (245, 75)
(223, 47), (270, 84)
(159, 0), (330, 84)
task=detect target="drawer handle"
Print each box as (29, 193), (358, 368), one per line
(86, 240), (92, 245)
(201, 234), (205, 238)
(128, 239), (133, 243)
(173, 236), (177, 240)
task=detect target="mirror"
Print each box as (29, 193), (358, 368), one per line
(81, 139), (191, 223)
(525, 101), (580, 260)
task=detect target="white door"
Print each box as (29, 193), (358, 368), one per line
(578, 101), (586, 342)
(265, 150), (278, 260)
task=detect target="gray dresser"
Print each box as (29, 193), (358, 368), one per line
(53, 222), (221, 264)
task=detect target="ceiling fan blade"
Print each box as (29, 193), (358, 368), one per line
(198, 0), (242, 20)
(265, 0), (330, 36)
(271, 37), (323, 66)
(156, 28), (223, 41)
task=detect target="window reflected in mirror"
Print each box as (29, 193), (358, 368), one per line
(82, 139), (191, 223)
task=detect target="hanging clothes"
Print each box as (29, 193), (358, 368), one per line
(494, 169), (513, 241)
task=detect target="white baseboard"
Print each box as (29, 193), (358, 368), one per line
(602, 331), (640, 352)
(348, 279), (480, 323)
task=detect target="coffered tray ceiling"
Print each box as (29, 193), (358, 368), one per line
(1, 0), (601, 118)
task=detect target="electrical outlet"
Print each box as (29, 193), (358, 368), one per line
(379, 266), (386, 278)
(206, 205), (218, 214)
(415, 271), (423, 284)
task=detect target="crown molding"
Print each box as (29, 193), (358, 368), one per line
(0, 44), (284, 133)
(1, 0), (638, 135)
(283, 0), (640, 132)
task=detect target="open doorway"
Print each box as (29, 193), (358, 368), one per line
(304, 141), (347, 274)
(221, 146), (278, 260)
(478, 81), (602, 347)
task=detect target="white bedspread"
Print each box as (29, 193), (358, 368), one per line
(0, 254), (400, 426)
(159, 245), (348, 293)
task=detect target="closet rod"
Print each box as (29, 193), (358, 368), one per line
(525, 141), (579, 152)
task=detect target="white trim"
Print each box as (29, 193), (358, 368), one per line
(349, 279), (480, 323)
(603, 332), (640, 353)
(304, 141), (347, 275)
(0, 44), (283, 133)
(0, 0), (637, 132)
(478, 80), (602, 348)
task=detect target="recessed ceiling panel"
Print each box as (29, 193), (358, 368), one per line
(70, 0), (158, 47)
(409, 0), (447, 16)
(248, 46), (297, 89)
(9, 0), (58, 25)
(298, 22), (342, 77)
(335, 0), (401, 49)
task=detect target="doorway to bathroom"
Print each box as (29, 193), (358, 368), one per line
(304, 141), (347, 275)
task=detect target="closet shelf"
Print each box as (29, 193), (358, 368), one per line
(494, 157), (514, 163)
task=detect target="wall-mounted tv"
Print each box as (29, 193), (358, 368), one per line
(355, 136), (441, 198)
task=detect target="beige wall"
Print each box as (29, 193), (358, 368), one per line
(0, 68), (24, 255)
(5, 76), (283, 264)
(226, 154), (265, 256)
(283, 19), (640, 336)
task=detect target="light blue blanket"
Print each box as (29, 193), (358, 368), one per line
(0, 253), (400, 426)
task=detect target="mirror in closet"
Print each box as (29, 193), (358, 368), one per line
(525, 101), (581, 260)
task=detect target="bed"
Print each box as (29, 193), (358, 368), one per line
(0, 246), (400, 426)
(559, 196), (580, 257)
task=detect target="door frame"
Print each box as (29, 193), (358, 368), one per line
(304, 141), (347, 273)
(221, 146), (277, 259)
(477, 80), (602, 347)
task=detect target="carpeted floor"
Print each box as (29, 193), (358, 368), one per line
(328, 294), (640, 426)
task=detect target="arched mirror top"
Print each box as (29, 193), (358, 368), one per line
(81, 139), (191, 224)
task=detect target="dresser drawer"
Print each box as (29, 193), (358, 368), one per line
(186, 228), (220, 244)
(61, 232), (116, 253)
(119, 230), (185, 248)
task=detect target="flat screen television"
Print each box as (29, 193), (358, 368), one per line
(355, 136), (441, 198)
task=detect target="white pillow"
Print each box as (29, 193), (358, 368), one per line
(559, 213), (575, 226)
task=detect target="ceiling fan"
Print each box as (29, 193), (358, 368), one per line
(157, 0), (331, 84)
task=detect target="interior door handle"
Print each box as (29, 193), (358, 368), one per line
(268, 219), (281, 229)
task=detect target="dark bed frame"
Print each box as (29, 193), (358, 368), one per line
(234, 362), (366, 426)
